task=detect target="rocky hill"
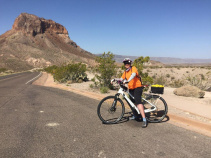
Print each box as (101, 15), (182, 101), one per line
(0, 13), (96, 71)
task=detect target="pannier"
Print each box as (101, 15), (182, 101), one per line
(151, 84), (164, 94)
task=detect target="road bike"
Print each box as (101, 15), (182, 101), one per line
(97, 80), (168, 124)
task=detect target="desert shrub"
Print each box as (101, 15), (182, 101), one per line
(0, 68), (7, 73)
(44, 65), (58, 74)
(186, 75), (201, 87)
(52, 63), (87, 83)
(153, 75), (166, 85)
(133, 56), (153, 85)
(94, 52), (116, 89)
(166, 74), (170, 78)
(146, 69), (151, 72)
(89, 84), (94, 89)
(141, 72), (154, 86)
(199, 74), (205, 80)
(170, 79), (184, 88)
(186, 74), (208, 90)
(152, 74), (156, 79)
(171, 76), (175, 80)
(100, 86), (109, 93)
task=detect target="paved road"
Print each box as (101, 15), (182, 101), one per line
(0, 72), (210, 158)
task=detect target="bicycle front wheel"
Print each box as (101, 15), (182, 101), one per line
(97, 96), (125, 124)
(143, 94), (168, 123)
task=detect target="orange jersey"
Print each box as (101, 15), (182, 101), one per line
(121, 66), (142, 89)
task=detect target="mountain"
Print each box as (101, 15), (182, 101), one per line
(150, 57), (211, 64)
(111, 54), (211, 65)
(0, 13), (96, 71)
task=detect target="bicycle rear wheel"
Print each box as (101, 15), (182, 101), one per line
(97, 96), (125, 124)
(143, 94), (168, 123)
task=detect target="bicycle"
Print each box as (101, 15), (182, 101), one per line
(97, 80), (168, 124)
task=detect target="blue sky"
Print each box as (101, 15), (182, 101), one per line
(0, 0), (211, 59)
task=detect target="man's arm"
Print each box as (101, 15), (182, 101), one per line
(127, 73), (136, 82)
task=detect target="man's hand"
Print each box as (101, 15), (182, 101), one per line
(123, 80), (129, 84)
(110, 79), (115, 84)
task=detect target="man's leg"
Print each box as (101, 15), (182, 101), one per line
(137, 104), (145, 118)
(137, 104), (147, 128)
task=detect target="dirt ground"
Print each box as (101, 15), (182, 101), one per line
(33, 71), (211, 137)
(143, 67), (211, 89)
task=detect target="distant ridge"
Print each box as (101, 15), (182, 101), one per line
(150, 57), (211, 64)
(96, 54), (211, 64)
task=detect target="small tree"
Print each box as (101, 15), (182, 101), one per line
(95, 52), (117, 89)
(132, 56), (153, 85)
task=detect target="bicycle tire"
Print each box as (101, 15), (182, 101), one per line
(143, 94), (168, 123)
(97, 96), (125, 124)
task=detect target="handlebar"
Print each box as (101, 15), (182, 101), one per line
(111, 79), (149, 87)
(111, 79), (149, 91)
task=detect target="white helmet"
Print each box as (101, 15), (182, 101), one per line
(123, 58), (132, 64)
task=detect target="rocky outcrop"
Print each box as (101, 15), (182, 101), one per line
(173, 85), (205, 98)
(12, 13), (68, 36)
(0, 13), (96, 71)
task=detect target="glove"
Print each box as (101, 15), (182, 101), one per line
(111, 79), (115, 84)
(123, 80), (129, 84)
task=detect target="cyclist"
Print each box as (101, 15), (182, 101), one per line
(111, 58), (147, 128)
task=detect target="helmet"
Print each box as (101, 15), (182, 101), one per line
(123, 58), (132, 64)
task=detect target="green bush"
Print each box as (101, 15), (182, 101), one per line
(153, 75), (166, 85)
(170, 79), (184, 88)
(44, 65), (58, 74)
(166, 74), (170, 78)
(0, 68), (7, 73)
(45, 63), (88, 83)
(95, 52), (116, 89)
(89, 84), (94, 89)
(171, 76), (175, 80)
(132, 56), (153, 85)
(100, 86), (109, 93)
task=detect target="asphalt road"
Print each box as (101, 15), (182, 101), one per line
(0, 72), (210, 158)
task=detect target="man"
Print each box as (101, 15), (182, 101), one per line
(112, 58), (147, 128)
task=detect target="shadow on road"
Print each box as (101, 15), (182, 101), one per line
(102, 112), (170, 125)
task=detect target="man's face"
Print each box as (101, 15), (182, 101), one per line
(124, 63), (131, 69)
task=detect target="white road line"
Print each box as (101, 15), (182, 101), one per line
(25, 72), (42, 84)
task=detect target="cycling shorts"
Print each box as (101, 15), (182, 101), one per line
(129, 87), (143, 105)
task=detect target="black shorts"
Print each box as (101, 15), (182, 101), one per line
(129, 87), (143, 105)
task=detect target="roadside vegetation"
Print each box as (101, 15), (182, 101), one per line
(44, 63), (88, 83)
(90, 52), (154, 93)
(0, 68), (15, 76)
(44, 54), (211, 93)
(0, 68), (7, 73)
(146, 67), (211, 91)
(90, 52), (116, 93)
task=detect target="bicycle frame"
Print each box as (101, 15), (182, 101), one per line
(116, 86), (157, 114)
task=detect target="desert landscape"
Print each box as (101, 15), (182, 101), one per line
(1, 3), (211, 156)
(1, 0), (211, 156)
(0, 12), (210, 138)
